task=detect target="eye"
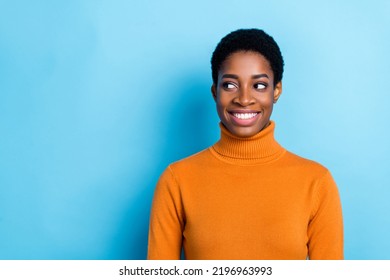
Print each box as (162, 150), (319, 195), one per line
(254, 83), (266, 90)
(222, 82), (237, 90)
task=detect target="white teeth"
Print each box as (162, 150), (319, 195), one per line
(233, 112), (258, 119)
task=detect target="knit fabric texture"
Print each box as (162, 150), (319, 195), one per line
(148, 121), (343, 259)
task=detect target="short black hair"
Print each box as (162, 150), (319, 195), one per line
(211, 28), (284, 86)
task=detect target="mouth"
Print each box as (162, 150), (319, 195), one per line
(230, 112), (259, 120)
(228, 110), (261, 126)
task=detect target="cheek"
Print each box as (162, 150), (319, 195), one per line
(216, 93), (231, 108)
(256, 92), (275, 107)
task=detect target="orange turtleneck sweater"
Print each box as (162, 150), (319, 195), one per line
(148, 121), (343, 260)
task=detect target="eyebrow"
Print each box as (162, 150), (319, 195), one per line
(221, 73), (269, 79)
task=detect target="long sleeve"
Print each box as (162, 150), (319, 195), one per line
(147, 122), (344, 260)
(147, 166), (185, 260)
(307, 171), (344, 259)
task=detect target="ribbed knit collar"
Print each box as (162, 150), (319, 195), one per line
(210, 121), (285, 165)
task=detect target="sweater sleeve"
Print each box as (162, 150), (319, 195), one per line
(147, 166), (185, 260)
(307, 170), (344, 260)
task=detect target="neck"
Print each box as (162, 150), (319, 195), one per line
(211, 121), (285, 165)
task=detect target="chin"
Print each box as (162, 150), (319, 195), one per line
(230, 126), (261, 138)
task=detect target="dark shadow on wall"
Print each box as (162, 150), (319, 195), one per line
(114, 71), (218, 259)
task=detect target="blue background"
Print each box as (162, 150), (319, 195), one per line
(1, 0), (389, 259)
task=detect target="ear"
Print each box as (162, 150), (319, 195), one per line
(273, 81), (282, 103)
(211, 84), (217, 102)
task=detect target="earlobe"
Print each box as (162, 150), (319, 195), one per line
(211, 84), (217, 101)
(273, 81), (283, 103)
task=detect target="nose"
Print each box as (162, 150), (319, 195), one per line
(234, 86), (255, 106)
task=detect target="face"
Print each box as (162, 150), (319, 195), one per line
(212, 51), (282, 138)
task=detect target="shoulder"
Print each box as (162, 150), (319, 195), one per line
(279, 151), (340, 211)
(168, 148), (213, 172)
(282, 151), (340, 199)
(156, 148), (213, 191)
(280, 150), (331, 176)
(156, 148), (212, 181)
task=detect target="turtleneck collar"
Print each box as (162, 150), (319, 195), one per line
(210, 121), (285, 165)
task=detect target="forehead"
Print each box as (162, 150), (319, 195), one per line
(219, 51), (273, 78)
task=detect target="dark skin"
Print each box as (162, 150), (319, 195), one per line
(212, 51), (282, 138)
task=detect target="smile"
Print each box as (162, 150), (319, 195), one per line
(232, 112), (258, 120)
(228, 111), (261, 126)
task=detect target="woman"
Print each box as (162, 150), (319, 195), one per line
(148, 29), (343, 260)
